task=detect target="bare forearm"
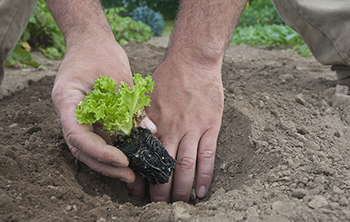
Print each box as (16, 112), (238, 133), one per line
(168, 0), (247, 66)
(45, 0), (115, 49)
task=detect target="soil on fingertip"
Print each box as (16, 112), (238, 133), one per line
(1, 38), (349, 222)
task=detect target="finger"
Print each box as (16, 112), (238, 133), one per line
(70, 146), (135, 183)
(127, 173), (146, 200)
(150, 177), (173, 202)
(139, 115), (157, 134)
(56, 92), (130, 167)
(66, 125), (129, 167)
(195, 128), (219, 198)
(94, 124), (112, 145)
(149, 138), (178, 202)
(172, 131), (199, 202)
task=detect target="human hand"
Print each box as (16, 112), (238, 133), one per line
(128, 57), (224, 202)
(51, 37), (143, 184)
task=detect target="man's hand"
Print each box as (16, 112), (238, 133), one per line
(127, 0), (247, 202)
(47, 0), (143, 184)
(51, 37), (139, 183)
(151, 59), (224, 202)
(128, 57), (224, 202)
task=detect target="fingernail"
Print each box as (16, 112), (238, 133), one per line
(119, 178), (130, 184)
(140, 117), (157, 134)
(197, 186), (207, 198)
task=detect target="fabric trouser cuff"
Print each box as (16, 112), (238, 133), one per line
(331, 65), (350, 87)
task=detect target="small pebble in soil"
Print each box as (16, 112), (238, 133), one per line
(334, 131), (341, 137)
(297, 127), (309, 135)
(279, 74), (294, 82)
(96, 217), (107, 222)
(291, 189), (307, 199)
(190, 189), (196, 201)
(333, 186), (344, 194)
(332, 93), (350, 107)
(338, 197), (349, 206)
(308, 195), (328, 209)
(335, 84), (349, 95)
(9, 123), (18, 129)
(295, 93), (306, 105)
(272, 200), (296, 213)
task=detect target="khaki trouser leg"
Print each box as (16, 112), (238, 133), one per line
(271, 0), (350, 87)
(271, 0), (350, 66)
(0, 0), (37, 85)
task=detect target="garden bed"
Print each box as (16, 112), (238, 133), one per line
(0, 40), (349, 221)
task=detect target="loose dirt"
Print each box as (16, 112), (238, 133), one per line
(0, 38), (349, 222)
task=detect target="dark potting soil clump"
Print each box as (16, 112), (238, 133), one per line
(113, 127), (176, 184)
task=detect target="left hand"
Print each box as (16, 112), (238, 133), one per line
(127, 56), (224, 202)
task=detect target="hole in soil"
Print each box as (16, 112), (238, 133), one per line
(193, 104), (257, 204)
(73, 104), (259, 206)
(1, 74), (274, 207)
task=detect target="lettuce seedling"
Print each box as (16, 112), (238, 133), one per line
(75, 74), (154, 136)
(75, 74), (176, 184)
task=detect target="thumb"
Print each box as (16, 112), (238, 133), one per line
(139, 115), (157, 134)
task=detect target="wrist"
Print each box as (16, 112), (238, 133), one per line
(164, 45), (224, 75)
(153, 53), (223, 95)
(64, 30), (117, 56)
(166, 34), (225, 70)
(46, 0), (115, 51)
(65, 26), (116, 51)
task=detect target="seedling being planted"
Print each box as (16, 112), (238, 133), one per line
(75, 74), (176, 184)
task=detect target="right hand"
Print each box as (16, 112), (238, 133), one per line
(51, 37), (138, 183)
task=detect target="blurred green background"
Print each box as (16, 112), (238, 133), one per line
(6, 0), (310, 68)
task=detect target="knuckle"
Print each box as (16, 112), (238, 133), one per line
(66, 132), (77, 150)
(95, 153), (106, 163)
(199, 170), (212, 181)
(167, 119), (180, 132)
(98, 168), (111, 178)
(177, 156), (196, 170)
(198, 148), (215, 159)
(70, 147), (81, 159)
(95, 150), (112, 163)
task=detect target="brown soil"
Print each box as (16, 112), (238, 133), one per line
(1, 39), (349, 222)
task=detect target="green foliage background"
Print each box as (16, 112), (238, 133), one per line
(239, 0), (284, 27)
(232, 0), (311, 57)
(105, 7), (153, 45)
(131, 6), (165, 37)
(102, 0), (179, 20)
(6, 0), (154, 67)
(6, 0), (312, 68)
(25, 0), (65, 60)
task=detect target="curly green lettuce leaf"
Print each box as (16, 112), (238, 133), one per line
(75, 74), (154, 135)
